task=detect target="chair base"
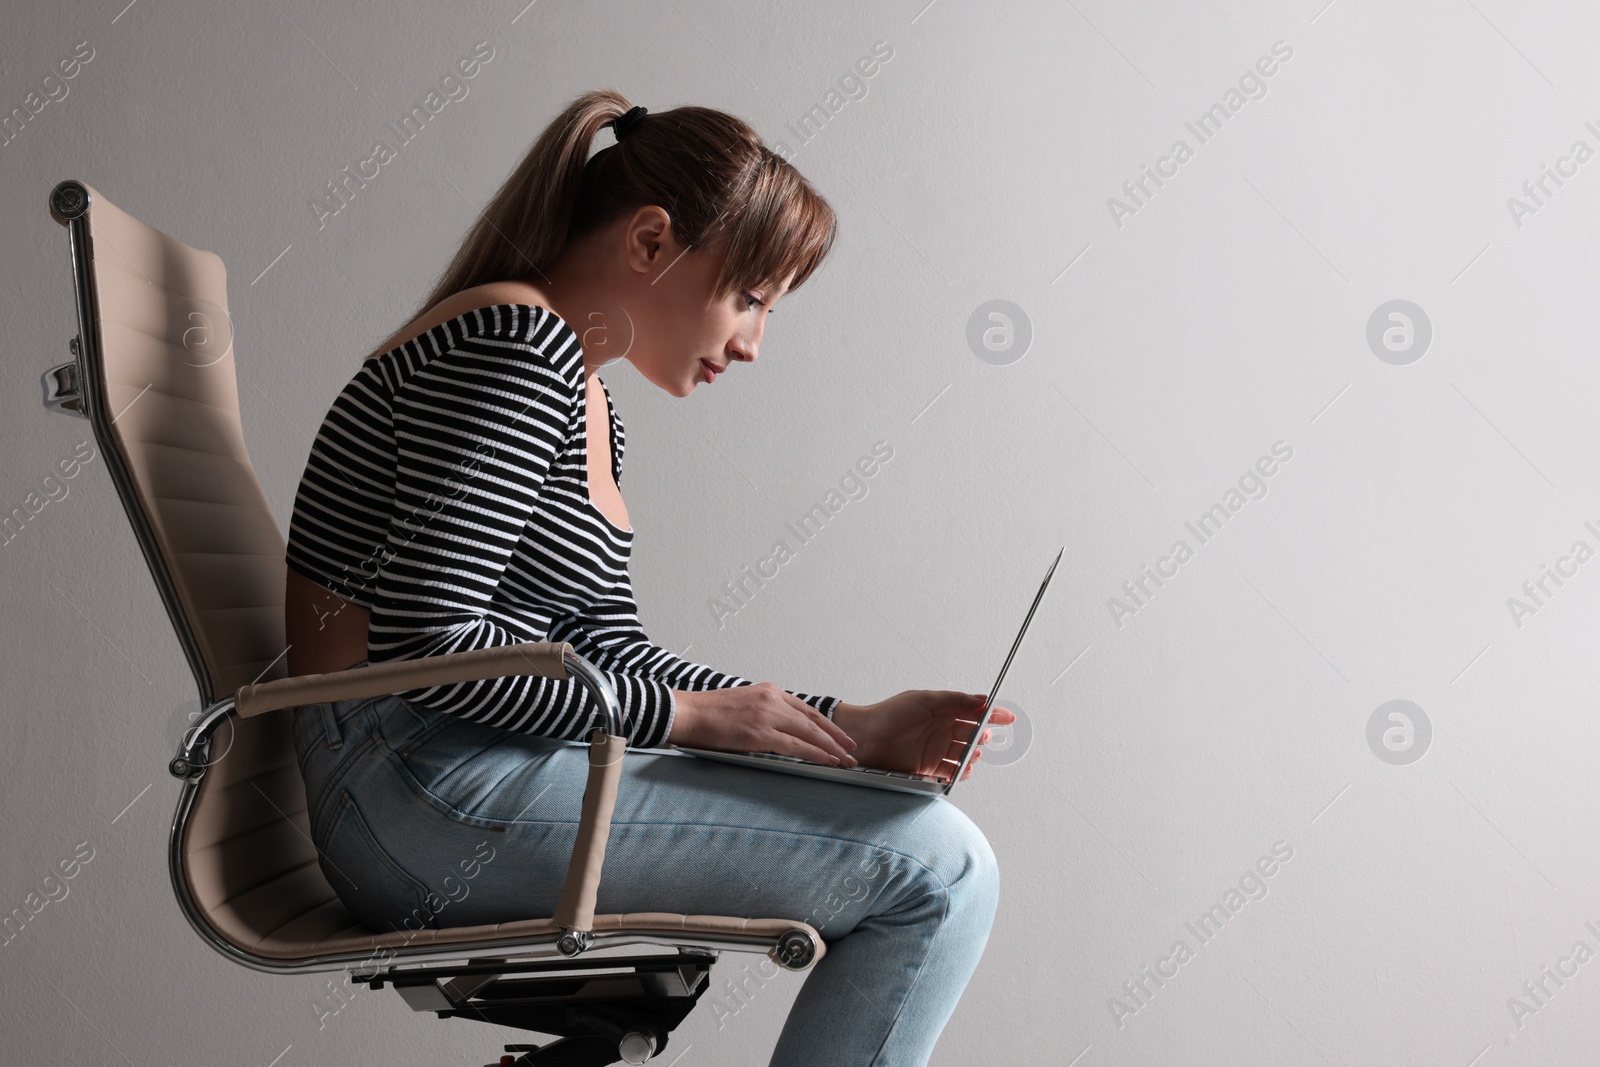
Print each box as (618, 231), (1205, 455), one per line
(376, 949), (717, 1065)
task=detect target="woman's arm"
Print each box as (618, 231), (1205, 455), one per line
(548, 579), (848, 752)
(364, 307), (692, 748)
(548, 581), (843, 721)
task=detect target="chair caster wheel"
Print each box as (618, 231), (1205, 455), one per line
(618, 1025), (658, 1063)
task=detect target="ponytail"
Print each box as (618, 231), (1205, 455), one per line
(370, 88), (836, 360)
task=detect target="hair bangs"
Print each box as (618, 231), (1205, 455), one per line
(712, 155), (837, 302)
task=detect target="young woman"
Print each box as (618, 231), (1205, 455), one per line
(283, 89), (1013, 1067)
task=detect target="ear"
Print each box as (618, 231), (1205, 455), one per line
(623, 205), (678, 276)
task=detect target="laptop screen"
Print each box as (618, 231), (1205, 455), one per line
(943, 546), (1063, 794)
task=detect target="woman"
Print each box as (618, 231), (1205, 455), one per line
(284, 89), (1012, 1067)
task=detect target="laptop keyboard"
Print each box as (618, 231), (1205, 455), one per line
(739, 751), (944, 783)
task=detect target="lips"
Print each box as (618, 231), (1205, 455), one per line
(700, 359), (721, 383)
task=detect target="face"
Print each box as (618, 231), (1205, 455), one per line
(614, 207), (791, 398)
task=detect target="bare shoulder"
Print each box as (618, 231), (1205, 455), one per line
(451, 279), (554, 311)
(368, 280), (555, 359)
(413, 280), (555, 328)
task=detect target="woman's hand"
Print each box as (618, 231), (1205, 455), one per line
(833, 690), (1015, 784)
(668, 683), (860, 767)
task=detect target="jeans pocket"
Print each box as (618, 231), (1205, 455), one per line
(320, 787), (437, 933)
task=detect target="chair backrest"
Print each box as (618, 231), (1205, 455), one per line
(63, 183), (353, 956)
(73, 182), (289, 704)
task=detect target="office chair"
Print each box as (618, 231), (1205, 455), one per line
(39, 179), (826, 1067)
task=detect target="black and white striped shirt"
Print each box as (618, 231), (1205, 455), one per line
(285, 302), (840, 748)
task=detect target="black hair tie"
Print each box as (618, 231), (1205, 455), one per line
(613, 105), (647, 141)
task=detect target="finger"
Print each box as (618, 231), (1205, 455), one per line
(806, 709), (859, 763)
(785, 725), (857, 767)
(955, 701), (1014, 728)
(944, 714), (1003, 760)
(776, 691), (858, 766)
(946, 717), (987, 746)
(780, 690), (857, 751)
(971, 698), (1014, 723)
(937, 736), (965, 772)
(764, 725), (855, 767)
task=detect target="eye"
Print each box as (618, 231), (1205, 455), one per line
(743, 292), (764, 310)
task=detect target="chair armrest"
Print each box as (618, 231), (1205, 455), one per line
(553, 732), (626, 933)
(233, 641), (574, 717)
(233, 640), (632, 937)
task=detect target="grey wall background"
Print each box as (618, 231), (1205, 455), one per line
(3, 0), (1597, 1064)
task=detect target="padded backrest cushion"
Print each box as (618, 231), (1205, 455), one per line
(78, 186), (340, 951)
(83, 182), (289, 699)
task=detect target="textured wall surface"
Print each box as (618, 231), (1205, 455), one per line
(2, 1), (1596, 1064)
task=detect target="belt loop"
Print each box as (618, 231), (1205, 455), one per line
(390, 696), (431, 757)
(322, 660), (370, 748)
(319, 701), (343, 750)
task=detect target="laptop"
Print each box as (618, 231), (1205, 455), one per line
(672, 546), (1063, 796)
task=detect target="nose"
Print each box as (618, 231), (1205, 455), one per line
(728, 331), (759, 364)
(723, 302), (771, 365)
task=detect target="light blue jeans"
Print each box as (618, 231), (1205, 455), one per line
(291, 688), (1000, 1067)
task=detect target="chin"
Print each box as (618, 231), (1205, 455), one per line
(641, 365), (694, 398)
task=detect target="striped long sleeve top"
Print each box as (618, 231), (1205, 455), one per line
(284, 302), (841, 748)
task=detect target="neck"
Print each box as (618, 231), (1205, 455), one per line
(532, 241), (617, 381)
